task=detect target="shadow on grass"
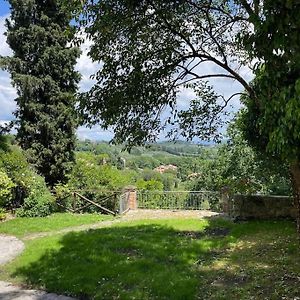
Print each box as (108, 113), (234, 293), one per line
(9, 219), (300, 300)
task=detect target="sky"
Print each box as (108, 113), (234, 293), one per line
(0, 0), (253, 142)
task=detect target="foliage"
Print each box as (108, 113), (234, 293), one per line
(75, 136), (290, 195)
(16, 175), (55, 217)
(1, 0), (81, 186)
(0, 145), (55, 216)
(66, 0), (253, 146)
(240, 0), (300, 160)
(2, 219), (299, 299)
(0, 208), (7, 221)
(136, 179), (164, 191)
(0, 135), (9, 152)
(76, 140), (210, 184)
(0, 169), (15, 208)
(64, 1), (300, 232)
(0, 146), (33, 207)
(237, 1), (300, 229)
(68, 152), (136, 191)
(191, 124), (291, 195)
(54, 152), (137, 213)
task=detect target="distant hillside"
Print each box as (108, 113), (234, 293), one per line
(76, 140), (213, 157)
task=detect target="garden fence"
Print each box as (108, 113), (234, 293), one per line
(137, 190), (221, 211)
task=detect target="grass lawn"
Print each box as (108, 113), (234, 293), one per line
(0, 213), (114, 238)
(1, 217), (299, 299)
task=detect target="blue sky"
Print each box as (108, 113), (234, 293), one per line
(0, 0), (252, 142)
(0, 0), (9, 15)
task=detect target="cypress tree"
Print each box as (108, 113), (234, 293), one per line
(2, 0), (81, 186)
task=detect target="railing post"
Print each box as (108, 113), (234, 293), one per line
(128, 190), (137, 210)
(221, 187), (231, 215)
(123, 186), (137, 210)
(73, 192), (77, 213)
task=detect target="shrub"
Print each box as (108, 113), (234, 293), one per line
(0, 147), (33, 207)
(0, 208), (7, 221)
(16, 175), (54, 217)
(53, 183), (73, 212)
(0, 169), (15, 208)
(136, 179), (164, 191)
(52, 152), (138, 213)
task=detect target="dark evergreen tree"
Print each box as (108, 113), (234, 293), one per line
(0, 135), (9, 152)
(1, 0), (81, 186)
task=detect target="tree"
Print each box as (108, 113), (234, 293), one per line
(1, 0), (81, 186)
(0, 135), (9, 152)
(237, 0), (300, 232)
(191, 123), (291, 195)
(68, 0), (252, 146)
(67, 1), (300, 232)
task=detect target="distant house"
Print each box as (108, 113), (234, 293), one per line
(187, 172), (201, 179)
(154, 164), (178, 174)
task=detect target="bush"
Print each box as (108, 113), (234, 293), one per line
(0, 169), (15, 208)
(16, 175), (54, 217)
(53, 152), (138, 214)
(0, 146), (33, 207)
(0, 146), (55, 214)
(136, 179), (164, 191)
(0, 208), (7, 221)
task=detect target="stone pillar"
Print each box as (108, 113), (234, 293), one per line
(128, 190), (137, 210)
(220, 186), (231, 215)
(123, 186), (137, 210)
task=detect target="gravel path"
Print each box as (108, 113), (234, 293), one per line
(0, 235), (76, 300)
(0, 235), (24, 265)
(0, 282), (74, 300)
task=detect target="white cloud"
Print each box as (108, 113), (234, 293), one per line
(0, 15), (11, 56)
(75, 34), (100, 92)
(0, 14), (16, 123)
(77, 125), (114, 141)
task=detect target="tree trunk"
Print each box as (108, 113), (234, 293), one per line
(290, 162), (300, 236)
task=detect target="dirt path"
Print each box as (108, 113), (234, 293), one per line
(0, 235), (24, 265)
(0, 281), (75, 300)
(23, 209), (220, 240)
(123, 209), (220, 220)
(0, 236), (76, 299)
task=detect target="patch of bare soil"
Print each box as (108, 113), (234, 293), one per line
(204, 227), (231, 237)
(121, 209), (220, 221)
(177, 227), (230, 240)
(211, 273), (249, 287)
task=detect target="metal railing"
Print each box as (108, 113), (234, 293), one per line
(137, 190), (221, 211)
(119, 191), (131, 214)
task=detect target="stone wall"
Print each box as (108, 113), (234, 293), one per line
(227, 194), (297, 220)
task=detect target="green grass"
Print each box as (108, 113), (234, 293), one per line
(1, 218), (300, 299)
(0, 213), (113, 238)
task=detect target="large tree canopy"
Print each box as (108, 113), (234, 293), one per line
(68, 0), (255, 146)
(1, 0), (81, 186)
(238, 0), (300, 233)
(65, 0), (300, 232)
(240, 0), (300, 161)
